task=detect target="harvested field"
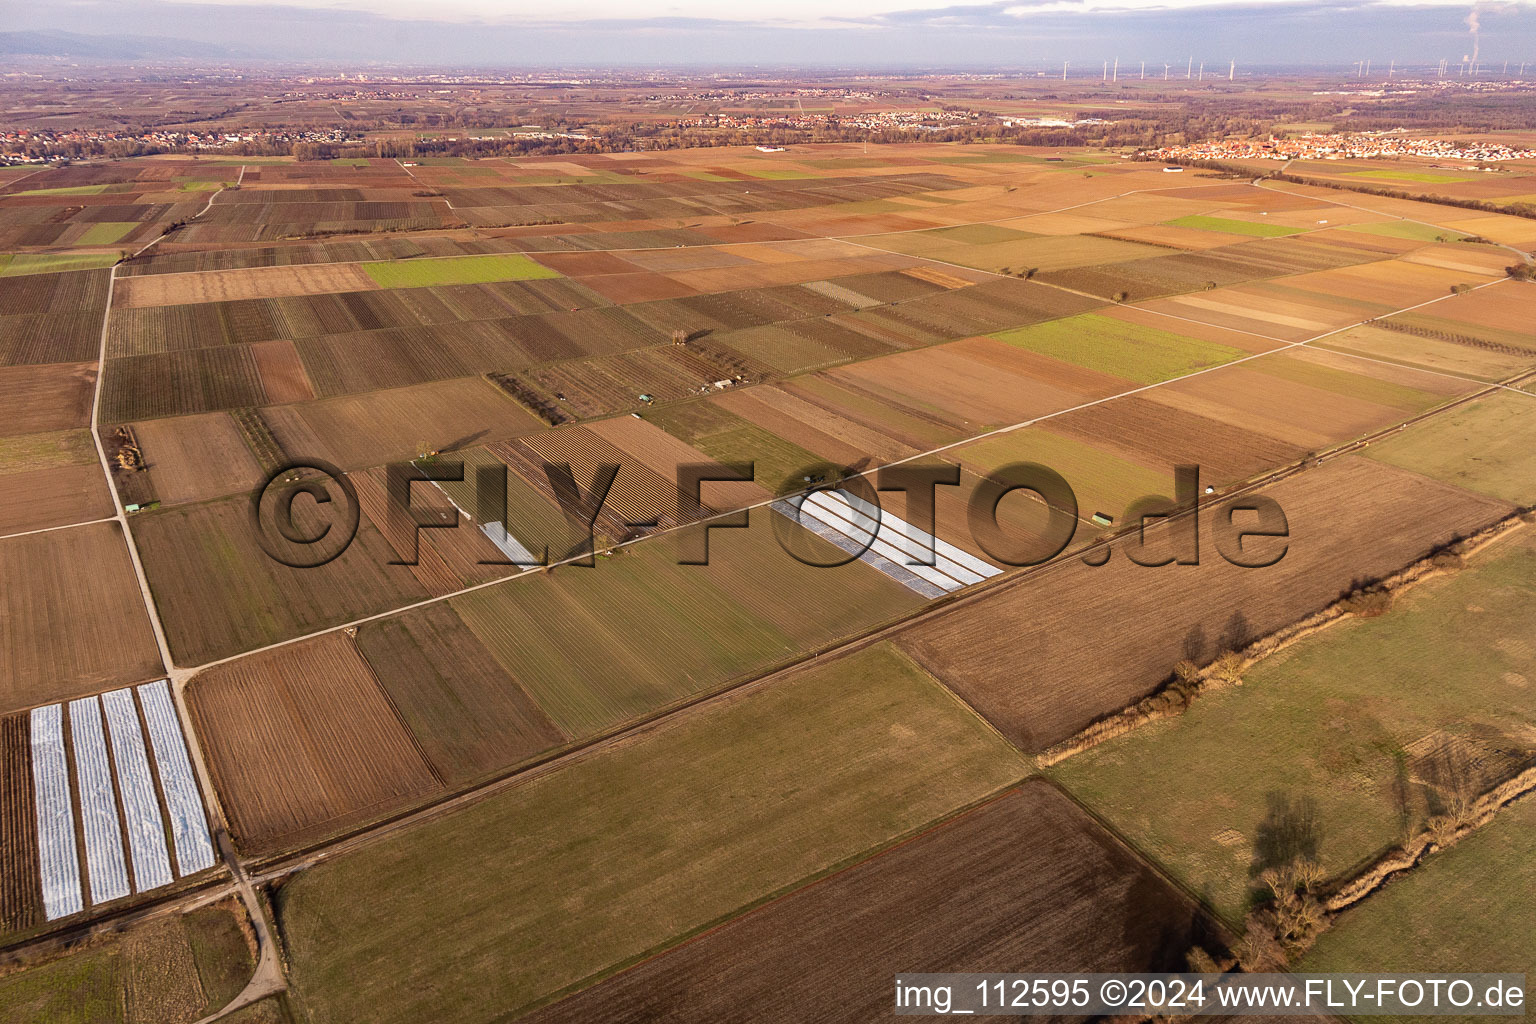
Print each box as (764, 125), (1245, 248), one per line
(0, 363), (97, 434)
(113, 263), (378, 308)
(276, 642), (1026, 1024)
(527, 782), (1215, 1022)
(0, 522), (163, 714)
(249, 340), (315, 404)
(132, 494), (428, 665)
(132, 412), (266, 505)
(187, 631), (441, 853)
(895, 456), (1512, 752)
(354, 604), (567, 785)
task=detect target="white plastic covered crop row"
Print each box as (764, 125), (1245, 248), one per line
(100, 688), (173, 892)
(28, 704), (82, 920)
(137, 680), (216, 876)
(67, 697), (130, 904)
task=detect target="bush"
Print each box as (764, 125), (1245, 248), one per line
(1341, 586), (1392, 617)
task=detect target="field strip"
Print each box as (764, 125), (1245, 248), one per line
(100, 688), (174, 892)
(66, 697), (131, 905)
(178, 272), (1519, 681)
(28, 704), (83, 921)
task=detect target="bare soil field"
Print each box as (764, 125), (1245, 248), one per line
(826, 337), (1120, 430)
(132, 411), (266, 504)
(113, 262), (379, 308)
(250, 340), (316, 404)
(0, 363), (97, 434)
(131, 494), (428, 665)
(1047, 393), (1309, 486)
(895, 456), (1512, 752)
(0, 461), (113, 535)
(0, 521), (163, 713)
(100, 347), (268, 423)
(260, 377), (543, 470)
(186, 632), (442, 853)
(353, 603), (567, 785)
(525, 781), (1215, 1023)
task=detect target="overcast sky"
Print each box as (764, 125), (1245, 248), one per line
(11, 0), (1535, 66)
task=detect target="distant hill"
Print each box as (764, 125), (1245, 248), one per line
(0, 30), (250, 59)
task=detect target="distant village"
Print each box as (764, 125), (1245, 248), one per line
(1, 127), (362, 163)
(1149, 130), (1536, 164)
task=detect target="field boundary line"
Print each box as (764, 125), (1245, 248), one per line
(0, 515), (118, 544)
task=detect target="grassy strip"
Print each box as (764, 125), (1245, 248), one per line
(1166, 214), (1306, 237)
(991, 311), (1247, 384)
(359, 253), (560, 288)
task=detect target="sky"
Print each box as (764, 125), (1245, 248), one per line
(9, 0), (1536, 66)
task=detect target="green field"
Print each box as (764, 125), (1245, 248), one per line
(1348, 169), (1478, 184)
(991, 312), (1247, 384)
(1165, 215), (1306, 238)
(1301, 794), (1535, 1018)
(0, 903), (253, 1023)
(955, 425), (1173, 522)
(0, 252), (119, 276)
(359, 253), (561, 288)
(1343, 220), (1469, 242)
(11, 184), (113, 197)
(1052, 529), (1536, 923)
(1364, 392), (1536, 505)
(277, 642), (1027, 1023)
(78, 221), (137, 244)
(450, 517), (922, 737)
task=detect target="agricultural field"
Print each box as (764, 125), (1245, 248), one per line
(525, 781), (1216, 1022)
(0, 900), (255, 1023)
(1364, 391), (1536, 505)
(1300, 794), (1536, 1018)
(0, 522), (163, 713)
(2, 119), (1532, 1022)
(1053, 526), (1536, 921)
(894, 456), (1511, 753)
(273, 642), (1027, 1023)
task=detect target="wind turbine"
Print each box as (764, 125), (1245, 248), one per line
(1187, 56), (1193, 79)
(1140, 60), (1145, 80)
(1198, 60), (1205, 82)
(1229, 60), (1235, 81)
(1062, 60), (1069, 81)
(1164, 63), (1171, 80)
(1113, 57), (1119, 82)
